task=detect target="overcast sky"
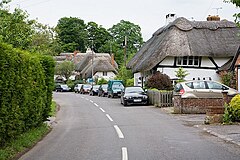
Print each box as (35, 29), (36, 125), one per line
(9, 0), (239, 40)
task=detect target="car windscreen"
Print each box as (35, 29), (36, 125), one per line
(125, 87), (144, 93)
(61, 85), (68, 89)
(112, 82), (124, 90)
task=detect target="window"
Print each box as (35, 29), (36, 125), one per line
(176, 56), (200, 66)
(207, 81), (224, 90)
(103, 72), (107, 76)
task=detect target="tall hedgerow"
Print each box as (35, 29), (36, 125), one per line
(0, 42), (55, 146)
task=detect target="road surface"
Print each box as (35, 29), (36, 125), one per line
(20, 92), (240, 160)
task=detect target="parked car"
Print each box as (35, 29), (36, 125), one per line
(98, 84), (108, 97)
(80, 84), (92, 94)
(107, 80), (124, 98)
(174, 80), (238, 98)
(120, 86), (149, 106)
(89, 85), (100, 96)
(74, 84), (83, 93)
(55, 84), (71, 92)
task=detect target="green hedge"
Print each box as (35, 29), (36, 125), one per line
(0, 43), (55, 146)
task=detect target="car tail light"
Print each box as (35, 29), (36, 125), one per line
(180, 89), (185, 94)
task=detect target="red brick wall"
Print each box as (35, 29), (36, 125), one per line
(173, 95), (226, 114)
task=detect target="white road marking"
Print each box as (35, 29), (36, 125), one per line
(90, 100), (93, 103)
(122, 147), (128, 160)
(114, 125), (124, 139)
(106, 114), (113, 122)
(99, 108), (105, 113)
(85, 98), (89, 101)
(81, 97), (84, 99)
(94, 103), (99, 107)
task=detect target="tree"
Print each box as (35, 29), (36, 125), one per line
(0, 8), (35, 49)
(224, 0), (240, 26)
(175, 67), (189, 82)
(56, 17), (87, 52)
(108, 20), (144, 65)
(86, 22), (111, 53)
(55, 61), (75, 80)
(116, 65), (133, 86)
(29, 22), (61, 56)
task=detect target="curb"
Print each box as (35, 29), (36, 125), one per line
(194, 125), (240, 147)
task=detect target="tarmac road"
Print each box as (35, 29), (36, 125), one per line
(19, 92), (240, 160)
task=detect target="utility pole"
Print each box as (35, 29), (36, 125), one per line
(123, 36), (127, 66)
(91, 40), (94, 86)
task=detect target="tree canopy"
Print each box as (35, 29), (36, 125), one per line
(56, 17), (87, 53)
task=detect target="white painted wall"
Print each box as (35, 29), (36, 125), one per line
(159, 57), (174, 65)
(134, 72), (142, 86)
(213, 57), (231, 67)
(157, 67), (220, 81)
(201, 57), (215, 67)
(94, 71), (116, 81)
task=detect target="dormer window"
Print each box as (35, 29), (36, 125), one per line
(176, 56), (200, 66)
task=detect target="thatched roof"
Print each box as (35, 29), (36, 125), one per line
(81, 58), (118, 79)
(127, 17), (240, 73)
(75, 51), (118, 72)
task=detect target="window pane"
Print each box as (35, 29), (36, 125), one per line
(189, 56), (193, 65)
(177, 57), (182, 65)
(192, 82), (205, 89)
(194, 56), (199, 65)
(183, 56), (188, 65)
(207, 82), (222, 90)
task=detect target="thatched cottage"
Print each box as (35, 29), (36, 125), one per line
(127, 17), (240, 86)
(75, 48), (118, 81)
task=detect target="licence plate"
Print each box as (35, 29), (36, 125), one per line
(134, 99), (142, 102)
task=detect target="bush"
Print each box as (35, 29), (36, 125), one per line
(145, 71), (172, 90)
(97, 78), (108, 85)
(0, 43), (55, 146)
(223, 94), (240, 123)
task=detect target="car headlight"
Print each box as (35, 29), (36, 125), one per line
(124, 96), (132, 99)
(143, 96), (148, 99)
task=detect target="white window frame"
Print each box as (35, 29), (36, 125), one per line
(176, 56), (200, 66)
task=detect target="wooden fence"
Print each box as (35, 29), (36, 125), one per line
(147, 90), (173, 107)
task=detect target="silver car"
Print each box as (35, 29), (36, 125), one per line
(174, 80), (238, 98)
(74, 84), (83, 93)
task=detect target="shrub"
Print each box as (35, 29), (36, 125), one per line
(97, 78), (108, 85)
(223, 94), (240, 123)
(0, 42), (55, 146)
(175, 67), (189, 82)
(219, 71), (235, 88)
(145, 71), (172, 90)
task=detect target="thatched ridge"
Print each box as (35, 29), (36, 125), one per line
(81, 58), (118, 79)
(127, 17), (240, 73)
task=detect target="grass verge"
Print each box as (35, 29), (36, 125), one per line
(0, 101), (57, 160)
(0, 124), (50, 160)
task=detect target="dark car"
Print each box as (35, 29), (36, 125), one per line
(107, 80), (124, 98)
(98, 84), (108, 97)
(120, 86), (148, 106)
(89, 85), (100, 96)
(80, 84), (92, 94)
(55, 84), (71, 92)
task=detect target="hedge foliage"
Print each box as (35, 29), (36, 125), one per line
(0, 43), (55, 146)
(223, 94), (240, 123)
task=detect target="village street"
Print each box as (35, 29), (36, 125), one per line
(20, 92), (240, 160)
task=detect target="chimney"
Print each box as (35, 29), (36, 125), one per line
(166, 13), (177, 24)
(207, 15), (220, 21)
